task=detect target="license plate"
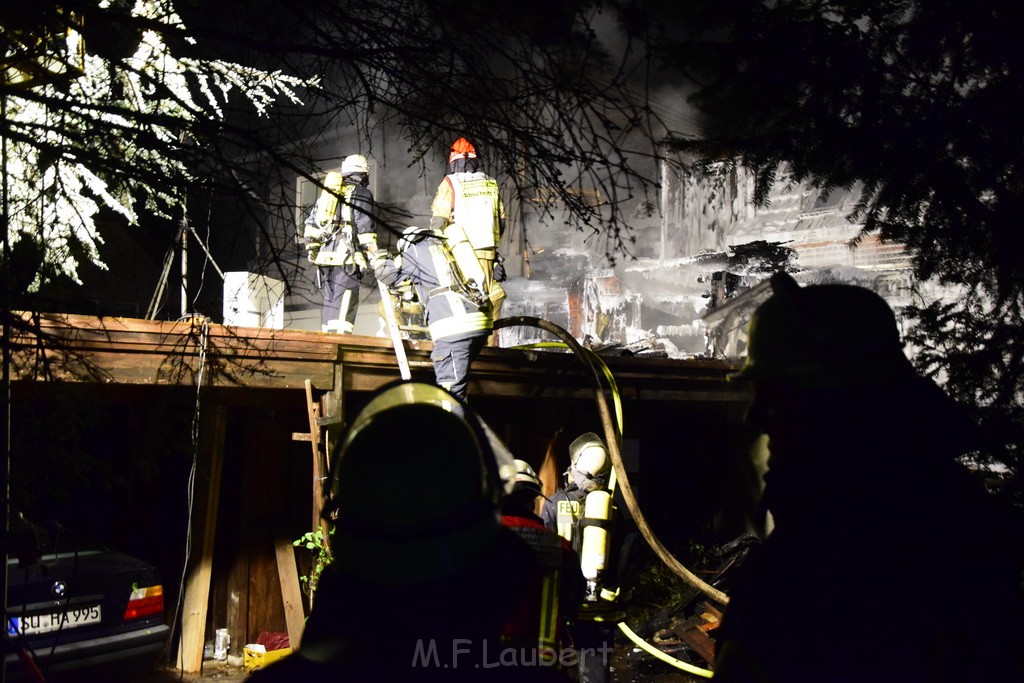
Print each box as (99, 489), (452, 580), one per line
(8, 605), (102, 636)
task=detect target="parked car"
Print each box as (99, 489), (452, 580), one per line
(3, 516), (170, 682)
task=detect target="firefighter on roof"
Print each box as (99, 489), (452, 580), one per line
(430, 137), (508, 320)
(302, 154), (378, 334)
(372, 226), (492, 402)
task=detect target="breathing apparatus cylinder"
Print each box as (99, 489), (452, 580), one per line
(313, 171), (345, 231)
(579, 488), (612, 600)
(442, 222), (489, 301)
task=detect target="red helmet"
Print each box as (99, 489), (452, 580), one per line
(449, 137), (477, 163)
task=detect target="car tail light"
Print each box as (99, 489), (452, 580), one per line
(124, 584), (164, 620)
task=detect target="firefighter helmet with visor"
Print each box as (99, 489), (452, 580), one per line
(449, 137), (477, 164)
(341, 154), (369, 176)
(566, 432), (610, 493)
(500, 458), (542, 496)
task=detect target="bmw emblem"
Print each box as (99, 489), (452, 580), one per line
(51, 581), (67, 598)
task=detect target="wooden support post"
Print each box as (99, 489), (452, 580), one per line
(177, 403), (227, 673)
(304, 379), (327, 539)
(321, 362), (346, 472)
(274, 538), (306, 649)
(539, 427), (565, 500)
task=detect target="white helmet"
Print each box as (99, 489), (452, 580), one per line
(397, 225), (436, 253)
(500, 459), (542, 496)
(566, 432), (610, 493)
(341, 154), (369, 176)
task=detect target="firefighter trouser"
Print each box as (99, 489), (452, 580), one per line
(430, 334), (488, 402)
(320, 265), (361, 333)
(571, 619), (614, 683)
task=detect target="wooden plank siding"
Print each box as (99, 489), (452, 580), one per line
(8, 311), (756, 668)
(9, 311), (749, 403)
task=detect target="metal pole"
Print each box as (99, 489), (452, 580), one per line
(186, 223), (224, 281)
(145, 245), (175, 320)
(180, 219), (188, 319)
(1, 87), (12, 683)
(378, 282), (411, 380)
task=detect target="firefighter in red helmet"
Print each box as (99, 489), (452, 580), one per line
(430, 137), (508, 320)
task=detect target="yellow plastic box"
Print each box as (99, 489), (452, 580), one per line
(243, 645), (293, 671)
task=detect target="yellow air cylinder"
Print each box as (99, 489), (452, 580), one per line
(442, 222), (488, 294)
(314, 172), (345, 229)
(579, 489), (612, 587)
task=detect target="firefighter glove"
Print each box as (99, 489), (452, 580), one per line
(493, 253), (507, 282)
(370, 253), (390, 278)
(306, 242), (321, 263)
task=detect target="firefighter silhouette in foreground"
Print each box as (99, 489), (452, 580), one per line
(249, 382), (567, 681)
(714, 272), (1024, 682)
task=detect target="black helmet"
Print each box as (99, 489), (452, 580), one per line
(728, 272), (915, 387)
(322, 382), (505, 585)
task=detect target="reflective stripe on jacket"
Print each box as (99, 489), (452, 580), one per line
(500, 515), (575, 664)
(312, 183), (376, 267)
(375, 234), (493, 343)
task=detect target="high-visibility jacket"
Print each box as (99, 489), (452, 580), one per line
(305, 181), (376, 268)
(431, 172), (506, 313)
(431, 172), (503, 255)
(374, 232), (492, 342)
(499, 514), (583, 664)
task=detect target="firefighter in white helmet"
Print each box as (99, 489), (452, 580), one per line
(302, 154), (378, 334)
(540, 433), (611, 541)
(498, 459), (585, 667)
(429, 137), (508, 321)
(372, 226), (492, 402)
(540, 433), (618, 683)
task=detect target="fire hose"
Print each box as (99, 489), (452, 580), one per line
(495, 316), (729, 606)
(495, 317), (721, 677)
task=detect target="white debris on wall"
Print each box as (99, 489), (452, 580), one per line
(496, 160), (933, 362)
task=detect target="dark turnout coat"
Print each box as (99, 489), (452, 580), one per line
(713, 378), (1024, 682)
